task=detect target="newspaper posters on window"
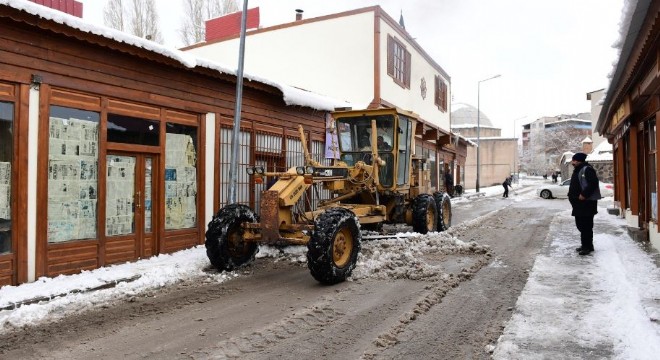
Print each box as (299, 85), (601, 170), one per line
(144, 158), (153, 232)
(165, 133), (197, 230)
(47, 116), (99, 243)
(0, 162), (10, 219)
(105, 156), (135, 236)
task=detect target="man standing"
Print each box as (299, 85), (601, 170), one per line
(568, 152), (601, 255)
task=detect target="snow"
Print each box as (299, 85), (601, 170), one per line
(0, 0), (353, 111)
(1, 179), (659, 359)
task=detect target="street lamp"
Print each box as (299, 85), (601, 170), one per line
(512, 115), (527, 184)
(476, 74), (501, 192)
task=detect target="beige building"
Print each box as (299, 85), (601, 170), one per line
(451, 103), (517, 189)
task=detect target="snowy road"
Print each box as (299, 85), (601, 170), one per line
(0, 179), (658, 359)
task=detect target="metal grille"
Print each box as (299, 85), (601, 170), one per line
(219, 127), (251, 208)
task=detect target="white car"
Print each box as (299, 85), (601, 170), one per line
(537, 179), (614, 199)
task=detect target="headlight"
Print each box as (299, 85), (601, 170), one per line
(246, 167), (255, 175)
(255, 166), (265, 174)
(305, 166), (315, 174)
(296, 167), (305, 175)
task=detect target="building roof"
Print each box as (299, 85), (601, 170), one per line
(450, 103), (494, 127)
(0, 0), (351, 112)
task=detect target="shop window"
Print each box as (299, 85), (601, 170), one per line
(47, 106), (100, 243)
(0, 101), (13, 254)
(165, 123), (198, 230)
(107, 113), (159, 146)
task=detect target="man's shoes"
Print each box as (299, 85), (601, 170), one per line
(575, 247), (583, 252)
(578, 249), (593, 256)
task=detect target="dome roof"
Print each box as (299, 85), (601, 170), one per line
(451, 103), (494, 127)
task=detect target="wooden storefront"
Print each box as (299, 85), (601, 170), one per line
(595, 0), (660, 250)
(0, 2), (467, 287)
(0, 3), (330, 286)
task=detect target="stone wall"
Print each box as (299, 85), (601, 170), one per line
(561, 161), (614, 184)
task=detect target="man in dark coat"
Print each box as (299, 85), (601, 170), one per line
(568, 152), (601, 255)
(502, 177), (512, 197)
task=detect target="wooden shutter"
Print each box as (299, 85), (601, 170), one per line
(404, 50), (411, 88)
(434, 75), (440, 107)
(387, 35), (394, 76)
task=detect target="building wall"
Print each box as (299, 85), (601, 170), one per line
(377, 19), (450, 130)
(464, 139), (517, 189)
(184, 11), (376, 107)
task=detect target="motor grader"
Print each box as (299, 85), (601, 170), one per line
(205, 107), (452, 284)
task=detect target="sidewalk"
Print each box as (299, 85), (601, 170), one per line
(493, 205), (660, 359)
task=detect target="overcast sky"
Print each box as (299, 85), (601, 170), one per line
(78, 0), (625, 137)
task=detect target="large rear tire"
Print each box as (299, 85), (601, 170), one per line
(307, 208), (361, 285)
(412, 194), (438, 234)
(433, 192), (452, 231)
(205, 204), (259, 271)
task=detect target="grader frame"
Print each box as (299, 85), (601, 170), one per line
(205, 108), (452, 284)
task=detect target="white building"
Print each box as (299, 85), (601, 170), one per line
(183, 6), (469, 192)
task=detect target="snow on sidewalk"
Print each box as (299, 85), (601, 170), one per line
(493, 207), (660, 360)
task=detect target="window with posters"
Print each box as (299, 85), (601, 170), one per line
(0, 101), (13, 254)
(165, 123), (198, 230)
(47, 106), (100, 243)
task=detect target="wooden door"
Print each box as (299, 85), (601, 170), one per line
(105, 152), (158, 263)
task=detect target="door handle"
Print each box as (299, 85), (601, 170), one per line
(135, 191), (141, 209)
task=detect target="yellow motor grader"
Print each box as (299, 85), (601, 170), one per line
(205, 107), (452, 284)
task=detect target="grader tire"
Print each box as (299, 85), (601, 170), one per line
(307, 208), (361, 285)
(205, 203), (259, 271)
(433, 192), (452, 231)
(412, 194), (438, 234)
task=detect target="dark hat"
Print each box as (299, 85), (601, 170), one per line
(572, 152), (587, 162)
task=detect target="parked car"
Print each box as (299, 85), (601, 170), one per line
(537, 179), (614, 199)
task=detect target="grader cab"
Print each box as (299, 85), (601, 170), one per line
(205, 108), (452, 284)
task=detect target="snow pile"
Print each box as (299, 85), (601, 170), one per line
(0, 246), (236, 332)
(353, 231), (490, 281)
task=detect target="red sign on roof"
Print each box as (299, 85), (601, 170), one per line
(28, 0), (83, 18)
(205, 7), (260, 42)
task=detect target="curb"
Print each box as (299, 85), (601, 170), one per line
(0, 274), (141, 311)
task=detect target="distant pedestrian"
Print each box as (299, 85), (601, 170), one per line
(568, 152), (601, 256)
(552, 173), (558, 183)
(444, 171), (453, 195)
(502, 176), (512, 197)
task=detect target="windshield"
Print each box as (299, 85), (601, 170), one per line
(336, 115), (394, 153)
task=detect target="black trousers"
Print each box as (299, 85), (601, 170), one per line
(574, 216), (594, 250)
(502, 185), (509, 197)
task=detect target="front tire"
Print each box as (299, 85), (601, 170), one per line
(205, 204), (259, 271)
(412, 194), (438, 234)
(433, 192), (452, 231)
(307, 208), (361, 284)
(540, 189), (552, 199)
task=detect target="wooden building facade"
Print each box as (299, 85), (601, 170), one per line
(0, 2), (467, 287)
(595, 0), (660, 250)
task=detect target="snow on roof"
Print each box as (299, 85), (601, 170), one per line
(451, 124), (500, 130)
(0, 0), (352, 111)
(547, 118), (592, 125)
